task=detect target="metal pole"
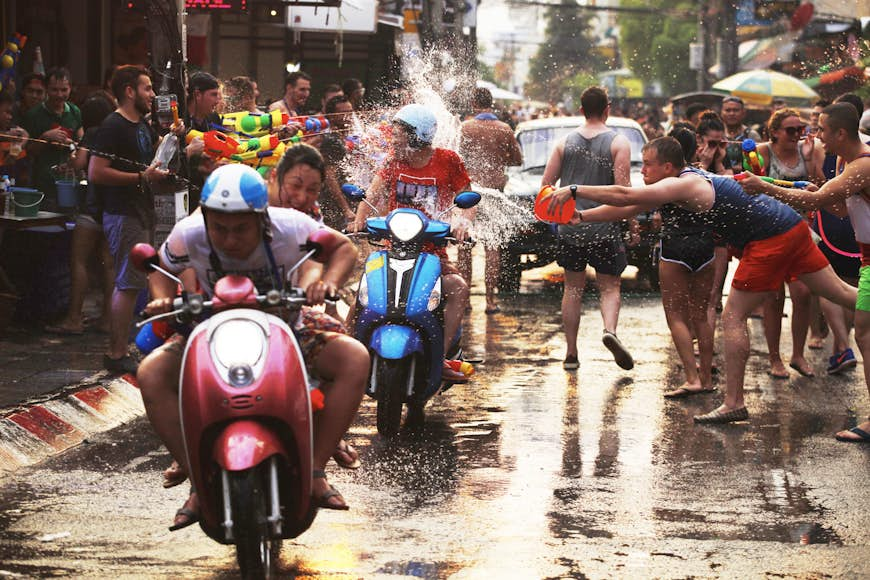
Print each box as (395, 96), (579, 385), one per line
(697, 0), (705, 91)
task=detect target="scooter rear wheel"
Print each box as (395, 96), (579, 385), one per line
(229, 467), (282, 579)
(376, 358), (410, 437)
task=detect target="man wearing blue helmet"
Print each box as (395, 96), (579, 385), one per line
(137, 164), (369, 528)
(351, 103), (475, 382)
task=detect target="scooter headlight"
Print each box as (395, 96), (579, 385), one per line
(427, 278), (442, 311)
(211, 319), (266, 370)
(388, 212), (425, 242)
(357, 275), (369, 307)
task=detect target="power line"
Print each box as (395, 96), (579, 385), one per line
(504, 0), (695, 20)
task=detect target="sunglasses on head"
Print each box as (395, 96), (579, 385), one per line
(782, 125), (806, 136)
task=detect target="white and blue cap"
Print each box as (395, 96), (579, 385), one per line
(393, 103), (437, 147)
(200, 164), (268, 213)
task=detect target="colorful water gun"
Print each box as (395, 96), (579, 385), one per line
(741, 139), (765, 176)
(186, 130), (284, 159)
(289, 115), (331, 134)
(221, 110), (289, 135)
(733, 172), (811, 189)
(0, 33), (27, 93)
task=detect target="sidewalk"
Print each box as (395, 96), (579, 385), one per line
(0, 323), (144, 478)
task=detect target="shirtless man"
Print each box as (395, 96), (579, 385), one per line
(458, 87), (522, 313)
(268, 71), (312, 117)
(740, 102), (870, 442)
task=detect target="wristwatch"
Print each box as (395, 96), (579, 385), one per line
(569, 184), (578, 199)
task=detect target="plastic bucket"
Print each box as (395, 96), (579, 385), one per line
(12, 188), (44, 217)
(55, 179), (78, 209)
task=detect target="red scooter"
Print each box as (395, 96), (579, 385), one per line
(130, 230), (338, 579)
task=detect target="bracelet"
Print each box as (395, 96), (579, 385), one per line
(577, 210), (583, 222)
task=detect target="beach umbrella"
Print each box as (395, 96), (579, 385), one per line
(711, 69), (819, 106)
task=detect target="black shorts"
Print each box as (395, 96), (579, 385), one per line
(556, 235), (627, 276)
(659, 231), (715, 272)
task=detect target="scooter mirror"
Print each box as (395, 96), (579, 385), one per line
(129, 243), (159, 272)
(454, 191), (481, 209)
(304, 228), (344, 264)
(341, 183), (366, 201)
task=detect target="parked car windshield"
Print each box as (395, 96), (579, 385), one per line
(516, 124), (646, 173)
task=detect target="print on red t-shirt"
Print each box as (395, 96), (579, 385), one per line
(380, 149), (471, 218)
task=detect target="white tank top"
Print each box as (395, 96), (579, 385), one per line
(842, 154), (870, 244)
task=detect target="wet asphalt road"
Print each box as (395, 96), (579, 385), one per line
(1, 275), (869, 578)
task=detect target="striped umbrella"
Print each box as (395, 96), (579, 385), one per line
(712, 69), (819, 106)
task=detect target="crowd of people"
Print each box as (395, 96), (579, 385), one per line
(0, 61), (869, 532)
(544, 86), (869, 439)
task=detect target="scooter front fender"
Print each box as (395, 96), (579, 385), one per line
(213, 420), (287, 471)
(370, 324), (424, 359)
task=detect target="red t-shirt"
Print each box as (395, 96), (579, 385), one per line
(378, 148), (471, 218)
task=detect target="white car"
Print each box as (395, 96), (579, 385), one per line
(500, 115), (659, 292)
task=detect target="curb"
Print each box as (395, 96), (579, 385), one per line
(0, 373), (144, 478)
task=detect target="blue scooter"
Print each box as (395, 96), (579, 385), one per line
(343, 185), (481, 436)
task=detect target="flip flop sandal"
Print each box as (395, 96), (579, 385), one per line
(789, 362), (815, 377)
(313, 469), (349, 511)
(835, 427), (870, 443)
(163, 461), (188, 488)
(663, 386), (716, 399)
(332, 441), (361, 470)
(168, 507), (199, 532)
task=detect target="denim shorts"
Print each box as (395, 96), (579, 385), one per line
(103, 213), (153, 291)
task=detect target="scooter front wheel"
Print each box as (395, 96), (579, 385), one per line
(376, 357), (411, 437)
(229, 467), (282, 580)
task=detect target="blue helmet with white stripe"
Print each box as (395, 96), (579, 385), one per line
(200, 164), (268, 213)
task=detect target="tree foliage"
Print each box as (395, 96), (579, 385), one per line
(618, 0), (697, 95)
(525, 2), (598, 103)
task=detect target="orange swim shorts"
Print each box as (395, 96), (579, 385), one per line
(731, 221), (830, 292)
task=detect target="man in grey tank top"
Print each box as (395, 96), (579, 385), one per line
(541, 86), (634, 371)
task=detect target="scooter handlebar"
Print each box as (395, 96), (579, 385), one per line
(136, 288), (322, 329)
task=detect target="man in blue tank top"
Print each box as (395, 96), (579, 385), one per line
(546, 137), (857, 425)
(741, 102), (870, 443)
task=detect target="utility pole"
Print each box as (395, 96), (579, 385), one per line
(695, 0), (706, 91)
(719, 0), (738, 78)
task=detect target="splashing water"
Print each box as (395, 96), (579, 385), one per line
(339, 47), (534, 249)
